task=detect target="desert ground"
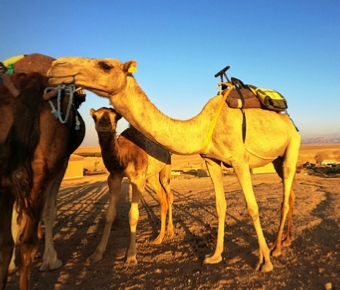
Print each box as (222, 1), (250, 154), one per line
(6, 145), (340, 289)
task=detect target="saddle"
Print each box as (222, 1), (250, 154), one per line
(14, 53), (55, 75)
(1, 53), (86, 102)
(1, 53), (55, 97)
(211, 65), (290, 145)
(226, 77), (288, 112)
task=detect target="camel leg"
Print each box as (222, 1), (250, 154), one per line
(0, 191), (15, 290)
(20, 215), (41, 290)
(19, 204), (42, 290)
(126, 180), (145, 264)
(203, 158), (226, 264)
(87, 174), (122, 263)
(148, 173), (168, 245)
(270, 143), (298, 257)
(161, 163), (174, 239)
(234, 162), (273, 272)
(9, 202), (27, 273)
(282, 189), (295, 247)
(19, 159), (46, 290)
(39, 167), (66, 271)
(9, 203), (20, 273)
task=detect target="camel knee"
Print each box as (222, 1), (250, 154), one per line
(129, 206), (139, 228)
(20, 241), (38, 266)
(283, 163), (295, 178)
(281, 201), (289, 213)
(105, 209), (117, 223)
(160, 200), (168, 213)
(279, 204), (290, 223)
(166, 191), (174, 205)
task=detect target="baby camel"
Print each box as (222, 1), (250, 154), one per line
(88, 107), (173, 264)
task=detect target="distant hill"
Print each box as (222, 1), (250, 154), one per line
(302, 132), (340, 145)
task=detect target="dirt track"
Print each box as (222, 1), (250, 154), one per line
(7, 171), (340, 289)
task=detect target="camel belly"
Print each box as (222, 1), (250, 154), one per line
(146, 153), (169, 178)
(212, 108), (299, 167)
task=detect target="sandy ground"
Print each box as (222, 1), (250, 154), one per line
(6, 145), (340, 289)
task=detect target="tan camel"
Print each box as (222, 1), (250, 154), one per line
(88, 107), (173, 264)
(48, 57), (301, 272)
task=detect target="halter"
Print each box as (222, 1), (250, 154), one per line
(44, 84), (81, 130)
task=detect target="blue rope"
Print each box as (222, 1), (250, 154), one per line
(44, 84), (80, 130)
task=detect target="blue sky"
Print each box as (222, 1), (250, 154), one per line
(1, 0), (339, 145)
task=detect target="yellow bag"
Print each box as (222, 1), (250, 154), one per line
(248, 85), (288, 111)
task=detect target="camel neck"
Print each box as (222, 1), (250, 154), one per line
(98, 132), (125, 172)
(110, 77), (216, 155)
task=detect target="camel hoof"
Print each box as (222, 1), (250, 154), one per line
(271, 248), (282, 257)
(86, 253), (103, 264)
(255, 261), (273, 272)
(8, 265), (18, 275)
(166, 229), (174, 238)
(126, 256), (138, 265)
(270, 242), (283, 257)
(39, 258), (63, 271)
(282, 239), (291, 247)
(203, 253), (222, 264)
(151, 234), (164, 245)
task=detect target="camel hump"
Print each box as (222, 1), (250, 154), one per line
(13, 53), (55, 76)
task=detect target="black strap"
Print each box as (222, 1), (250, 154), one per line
(241, 110), (246, 143)
(231, 80), (247, 143)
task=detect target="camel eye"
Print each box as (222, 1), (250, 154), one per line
(98, 61), (113, 72)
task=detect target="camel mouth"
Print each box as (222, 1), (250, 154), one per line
(96, 129), (115, 136)
(48, 76), (76, 86)
(96, 126), (114, 133)
(85, 86), (112, 98)
(97, 128), (112, 132)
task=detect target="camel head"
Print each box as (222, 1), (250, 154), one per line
(48, 57), (137, 98)
(90, 107), (122, 134)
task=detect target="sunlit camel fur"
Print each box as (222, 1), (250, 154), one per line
(88, 107), (173, 264)
(48, 57), (301, 272)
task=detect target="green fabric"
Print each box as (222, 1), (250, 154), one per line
(5, 63), (14, 74)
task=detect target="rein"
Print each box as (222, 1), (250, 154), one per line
(199, 83), (234, 154)
(1, 74), (20, 97)
(44, 84), (81, 130)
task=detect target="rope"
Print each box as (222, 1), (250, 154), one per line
(199, 83), (234, 154)
(44, 84), (76, 126)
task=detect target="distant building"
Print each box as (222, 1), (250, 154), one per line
(320, 159), (340, 167)
(63, 154), (85, 179)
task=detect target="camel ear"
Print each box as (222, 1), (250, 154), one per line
(123, 60), (137, 74)
(115, 113), (122, 121)
(109, 107), (122, 121)
(89, 108), (95, 117)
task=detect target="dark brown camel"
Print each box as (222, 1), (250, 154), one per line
(88, 107), (173, 264)
(0, 72), (85, 290)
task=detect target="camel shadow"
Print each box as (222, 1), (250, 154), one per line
(11, 175), (337, 289)
(142, 184), (261, 269)
(6, 178), (131, 289)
